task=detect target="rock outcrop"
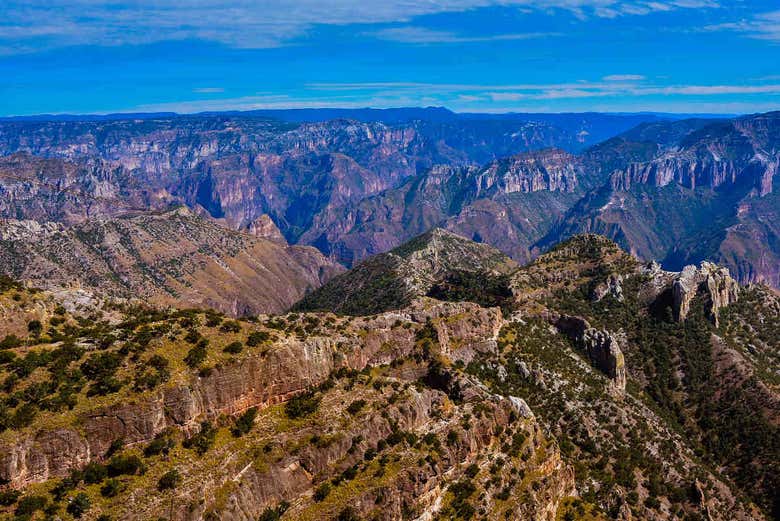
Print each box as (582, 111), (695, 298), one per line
(554, 315), (627, 392)
(0, 299), (503, 488)
(246, 214), (287, 244)
(591, 273), (624, 302)
(672, 262), (740, 325)
(294, 228), (517, 315)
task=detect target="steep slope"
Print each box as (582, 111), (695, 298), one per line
(300, 149), (584, 265)
(0, 115), (627, 237)
(507, 235), (778, 519)
(0, 207), (342, 316)
(0, 282), (575, 521)
(540, 111), (780, 286)
(294, 228), (517, 315)
(0, 234), (775, 520)
(3, 111), (778, 290)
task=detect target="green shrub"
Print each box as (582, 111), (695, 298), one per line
(0, 489), (20, 506)
(258, 501), (289, 521)
(337, 507), (360, 521)
(184, 421), (217, 455)
(313, 482), (331, 502)
(219, 321), (241, 333)
(231, 407), (258, 437)
(100, 479), (123, 498)
(284, 391), (321, 419)
(184, 342), (208, 368)
(106, 454), (144, 477)
(157, 469), (181, 491)
(83, 462), (108, 484)
(105, 438), (124, 458)
(144, 433), (175, 457)
(0, 334), (22, 349)
(27, 320), (43, 336)
(67, 492), (90, 518)
(223, 341), (243, 355)
(246, 331), (271, 347)
(10, 403), (37, 429)
(346, 399), (367, 415)
(15, 495), (47, 516)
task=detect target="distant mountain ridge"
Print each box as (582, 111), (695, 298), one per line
(0, 207), (342, 315)
(0, 109), (777, 289)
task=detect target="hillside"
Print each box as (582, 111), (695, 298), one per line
(293, 228), (517, 315)
(0, 208), (342, 316)
(0, 233), (776, 521)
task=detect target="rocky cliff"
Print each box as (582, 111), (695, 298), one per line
(2, 112), (779, 289)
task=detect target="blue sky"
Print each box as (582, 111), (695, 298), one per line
(1, 1), (779, 116)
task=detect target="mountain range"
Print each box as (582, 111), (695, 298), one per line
(0, 109), (776, 289)
(0, 106), (778, 520)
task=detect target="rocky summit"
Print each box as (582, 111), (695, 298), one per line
(0, 231), (776, 521)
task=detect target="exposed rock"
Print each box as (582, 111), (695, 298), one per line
(508, 396), (535, 419)
(554, 315), (627, 392)
(0, 209), (343, 316)
(246, 214), (287, 244)
(591, 273), (624, 302)
(672, 262), (740, 325)
(0, 298), (502, 488)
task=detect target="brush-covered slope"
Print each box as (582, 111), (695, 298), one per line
(293, 228), (517, 315)
(0, 280), (575, 521)
(504, 234), (778, 520)
(0, 234), (776, 521)
(0, 207), (342, 316)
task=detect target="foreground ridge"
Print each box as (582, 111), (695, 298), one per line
(0, 233), (776, 520)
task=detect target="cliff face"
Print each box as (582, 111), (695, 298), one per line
(542, 112), (780, 288)
(0, 116), (603, 243)
(0, 208), (342, 316)
(0, 288), (577, 521)
(671, 262), (740, 325)
(297, 148), (584, 265)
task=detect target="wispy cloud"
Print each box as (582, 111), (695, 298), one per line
(128, 78), (780, 115)
(704, 10), (780, 41)
(0, 0), (721, 54)
(307, 79), (780, 101)
(603, 74), (646, 81)
(193, 87), (224, 93)
(368, 26), (559, 44)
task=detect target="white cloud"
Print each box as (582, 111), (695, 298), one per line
(0, 0), (721, 53)
(309, 79), (780, 101)
(193, 87), (225, 93)
(704, 10), (780, 41)
(368, 26), (558, 44)
(603, 74), (646, 81)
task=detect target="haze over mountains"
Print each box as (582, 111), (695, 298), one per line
(0, 108), (777, 290)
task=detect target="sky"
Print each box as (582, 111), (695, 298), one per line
(1, 0), (779, 116)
